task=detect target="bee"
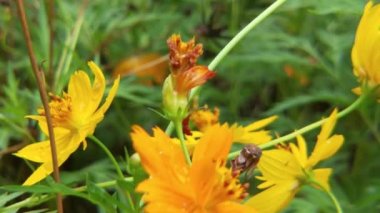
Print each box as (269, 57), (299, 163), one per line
(231, 144), (262, 178)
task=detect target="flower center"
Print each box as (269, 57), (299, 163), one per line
(38, 93), (74, 129)
(209, 165), (248, 206)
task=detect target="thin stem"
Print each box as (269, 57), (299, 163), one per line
(325, 189), (343, 213)
(209, 0), (287, 71)
(189, 0), (287, 101)
(15, 1), (63, 212)
(165, 121), (174, 135)
(228, 90), (371, 159)
(47, 0), (55, 88)
(174, 120), (192, 165)
(310, 180), (343, 213)
(75, 177), (133, 192)
(165, 0), (288, 134)
(88, 135), (124, 179)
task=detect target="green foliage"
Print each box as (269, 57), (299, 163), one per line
(0, 0), (379, 212)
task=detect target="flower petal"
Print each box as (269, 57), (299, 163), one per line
(245, 181), (298, 213)
(15, 132), (83, 185)
(316, 109), (338, 146)
(312, 168), (332, 192)
(289, 135), (308, 168)
(192, 124), (233, 164)
(244, 116), (277, 131)
(308, 135), (344, 167)
(214, 201), (257, 213)
(92, 74), (120, 121)
(175, 65), (215, 95)
(131, 126), (187, 180)
(258, 150), (302, 182)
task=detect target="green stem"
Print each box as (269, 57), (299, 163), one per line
(325, 188), (343, 213)
(88, 135), (124, 179)
(75, 177), (133, 192)
(174, 120), (192, 165)
(165, 0), (288, 134)
(310, 179), (343, 213)
(165, 121), (175, 136)
(209, 0), (287, 71)
(228, 90), (371, 159)
(189, 0), (287, 101)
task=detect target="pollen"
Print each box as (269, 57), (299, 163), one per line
(38, 93), (73, 127)
(190, 106), (220, 132)
(217, 166), (247, 201)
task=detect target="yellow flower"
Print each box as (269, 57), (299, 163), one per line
(246, 109), (344, 213)
(14, 61), (120, 185)
(131, 124), (256, 213)
(351, 1), (380, 95)
(188, 107), (277, 147)
(190, 106), (220, 131)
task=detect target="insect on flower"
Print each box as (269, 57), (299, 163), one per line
(231, 144), (262, 177)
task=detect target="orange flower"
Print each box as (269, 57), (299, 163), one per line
(163, 34), (215, 120)
(167, 34), (203, 74)
(131, 124), (256, 213)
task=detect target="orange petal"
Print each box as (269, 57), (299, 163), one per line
(214, 201), (257, 213)
(192, 124), (233, 164)
(175, 66), (215, 95)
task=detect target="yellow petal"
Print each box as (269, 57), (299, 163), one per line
(316, 109), (338, 146)
(289, 135), (308, 168)
(68, 70), (97, 118)
(92, 74), (120, 121)
(244, 116), (277, 131)
(245, 181), (298, 213)
(352, 1), (380, 86)
(233, 130), (273, 144)
(308, 135), (344, 168)
(16, 133), (83, 185)
(312, 168), (332, 192)
(258, 150), (302, 182)
(22, 147), (78, 186)
(14, 140), (51, 163)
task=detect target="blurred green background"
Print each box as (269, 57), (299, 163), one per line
(1, 0), (379, 212)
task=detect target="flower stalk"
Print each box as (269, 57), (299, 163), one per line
(15, 0), (63, 212)
(88, 135), (124, 179)
(174, 120), (192, 165)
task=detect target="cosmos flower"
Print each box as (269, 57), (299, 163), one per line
(246, 109), (344, 213)
(14, 61), (120, 185)
(131, 124), (256, 213)
(351, 1), (380, 96)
